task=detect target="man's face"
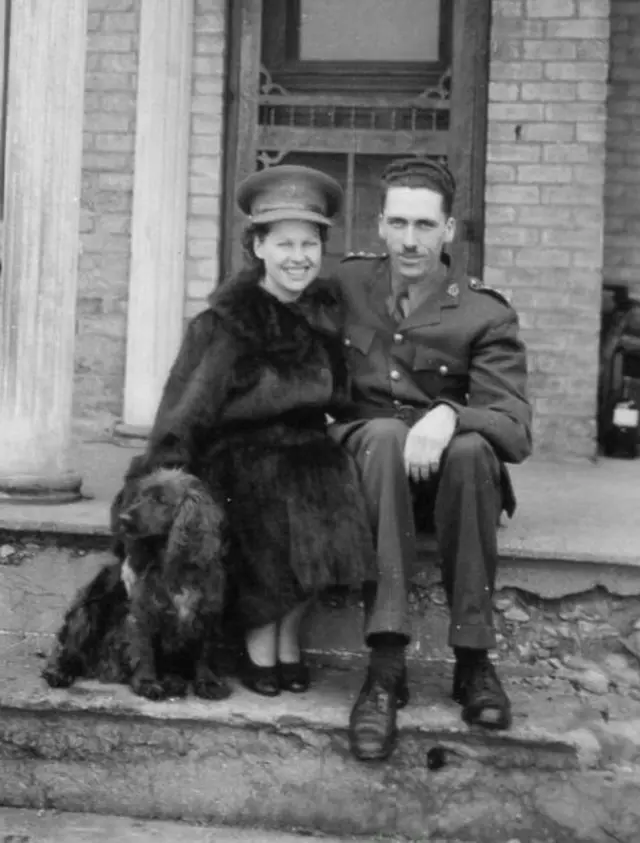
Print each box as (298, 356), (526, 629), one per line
(378, 186), (456, 282)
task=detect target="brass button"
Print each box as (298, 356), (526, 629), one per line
(393, 399), (402, 408)
(439, 365), (449, 375)
(344, 338), (351, 347)
(393, 333), (403, 344)
(390, 370), (401, 382)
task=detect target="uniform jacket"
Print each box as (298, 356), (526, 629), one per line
(336, 254), (533, 513)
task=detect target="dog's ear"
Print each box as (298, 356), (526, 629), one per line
(165, 483), (226, 602)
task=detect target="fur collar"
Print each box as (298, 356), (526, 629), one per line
(207, 274), (344, 349)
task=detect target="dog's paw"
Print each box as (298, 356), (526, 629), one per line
(161, 674), (188, 698)
(130, 674), (167, 701)
(42, 665), (76, 689)
(194, 671), (232, 701)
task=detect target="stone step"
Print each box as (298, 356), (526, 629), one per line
(0, 808), (354, 843)
(2, 632), (640, 841)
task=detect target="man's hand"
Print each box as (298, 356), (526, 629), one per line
(404, 404), (458, 483)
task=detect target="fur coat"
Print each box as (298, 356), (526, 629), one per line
(130, 272), (375, 629)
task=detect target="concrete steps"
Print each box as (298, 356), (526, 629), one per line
(2, 631), (640, 841)
(0, 808), (354, 843)
(2, 527), (640, 839)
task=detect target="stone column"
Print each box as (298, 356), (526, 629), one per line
(0, 0), (88, 502)
(117, 0), (194, 437)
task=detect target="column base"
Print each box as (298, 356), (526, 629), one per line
(0, 471), (83, 504)
(113, 421), (150, 448)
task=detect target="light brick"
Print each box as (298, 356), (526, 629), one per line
(522, 122), (575, 141)
(485, 184), (541, 203)
(486, 163), (517, 183)
(577, 81), (608, 100)
(541, 185), (604, 205)
(485, 226), (540, 246)
(544, 102), (606, 122)
(546, 19), (610, 38)
(523, 40), (577, 60)
(89, 0), (133, 9)
(488, 143), (542, 162)
(544, 61), (609, 80)
(576, 121), (607, 142)
(517, 164), (573, 183)
(88, 34), (133, 52)
(491, 61), (544, 81)
(102, 13), (138, 31)
(515, 249), (572, 267)
(489, 82), (521, 101)
(522, 82), (577, 100)
(488, 103), (545, 121)
(543, 143), (590, 163)
(527, 0), (576, 17)
(578, 0), (610, 17)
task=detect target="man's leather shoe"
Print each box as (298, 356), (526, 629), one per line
(453, 656), (512, 730)
(349, 673), (398, 761)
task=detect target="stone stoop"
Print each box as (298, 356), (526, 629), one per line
(2, 537), (640, 839)
(1, 633), (640, 842)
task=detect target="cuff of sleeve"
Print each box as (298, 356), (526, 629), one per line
(431, 399), (461, 432)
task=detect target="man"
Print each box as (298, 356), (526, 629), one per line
(330, 157), (532, 762)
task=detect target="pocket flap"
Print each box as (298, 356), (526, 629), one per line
(413, 348), (467, 375)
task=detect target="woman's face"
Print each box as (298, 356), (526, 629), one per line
(254, 219), (324, 302)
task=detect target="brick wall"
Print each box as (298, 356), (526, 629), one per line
(74, 0), (140, 437)
(73, 0), (227, 437)
(603, 0), (640, 291)
(185, 0), (227, 319)
(485, 0), (611, 459)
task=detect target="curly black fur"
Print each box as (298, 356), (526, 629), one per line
(43, 468), (230, 702)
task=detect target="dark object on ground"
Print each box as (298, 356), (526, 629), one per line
(426, 745), (447, 771)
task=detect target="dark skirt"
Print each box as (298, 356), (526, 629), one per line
(202, 423), (375, 631)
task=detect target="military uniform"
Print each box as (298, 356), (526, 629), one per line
(330, 253), (533, 651)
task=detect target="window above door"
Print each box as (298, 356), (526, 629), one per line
(261, 0), (451, 93)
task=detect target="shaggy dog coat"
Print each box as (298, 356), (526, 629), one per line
(127, 272), (375, 630)
(43, 468), (230, 701)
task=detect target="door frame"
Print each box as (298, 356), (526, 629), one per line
(220, 0), (491, 279)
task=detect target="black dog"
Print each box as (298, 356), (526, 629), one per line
(43, 467), (230, 702)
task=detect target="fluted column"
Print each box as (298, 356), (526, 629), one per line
(117, 0), (194, 437)
(0, 0), (88, 502)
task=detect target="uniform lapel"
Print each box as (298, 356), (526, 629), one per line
(401, 269), (461, 329)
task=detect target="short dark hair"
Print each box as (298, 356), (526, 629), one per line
(380, 157), (456, 216)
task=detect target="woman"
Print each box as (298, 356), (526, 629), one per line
(133, 165), (373, 697)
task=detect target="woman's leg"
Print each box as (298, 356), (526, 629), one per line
(277, 599), (312, 663)
(245, 622), (277, 667)
(277, 599), (313, 693)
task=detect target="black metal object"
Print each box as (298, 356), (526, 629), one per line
(599, 283), (640, 458)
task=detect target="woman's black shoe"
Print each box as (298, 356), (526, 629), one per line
(238, 651), (280, 697)
(278, 660), (311, 693)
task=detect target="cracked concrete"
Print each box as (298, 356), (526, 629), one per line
(1, 634), (640, 840)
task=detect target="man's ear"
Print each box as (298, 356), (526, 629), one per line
(443, 216), (456, 245)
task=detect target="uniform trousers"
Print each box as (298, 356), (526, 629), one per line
(328, 419), (502, 650)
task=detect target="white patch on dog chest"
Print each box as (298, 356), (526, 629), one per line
(172, 589), (198, 621)
(121, 557), (136, 596)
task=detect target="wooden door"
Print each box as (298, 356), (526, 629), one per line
(221, 0), (490, 279)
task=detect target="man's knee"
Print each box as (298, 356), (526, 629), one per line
(444, 433), (499, 477)
(360, 418), (409, 459)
